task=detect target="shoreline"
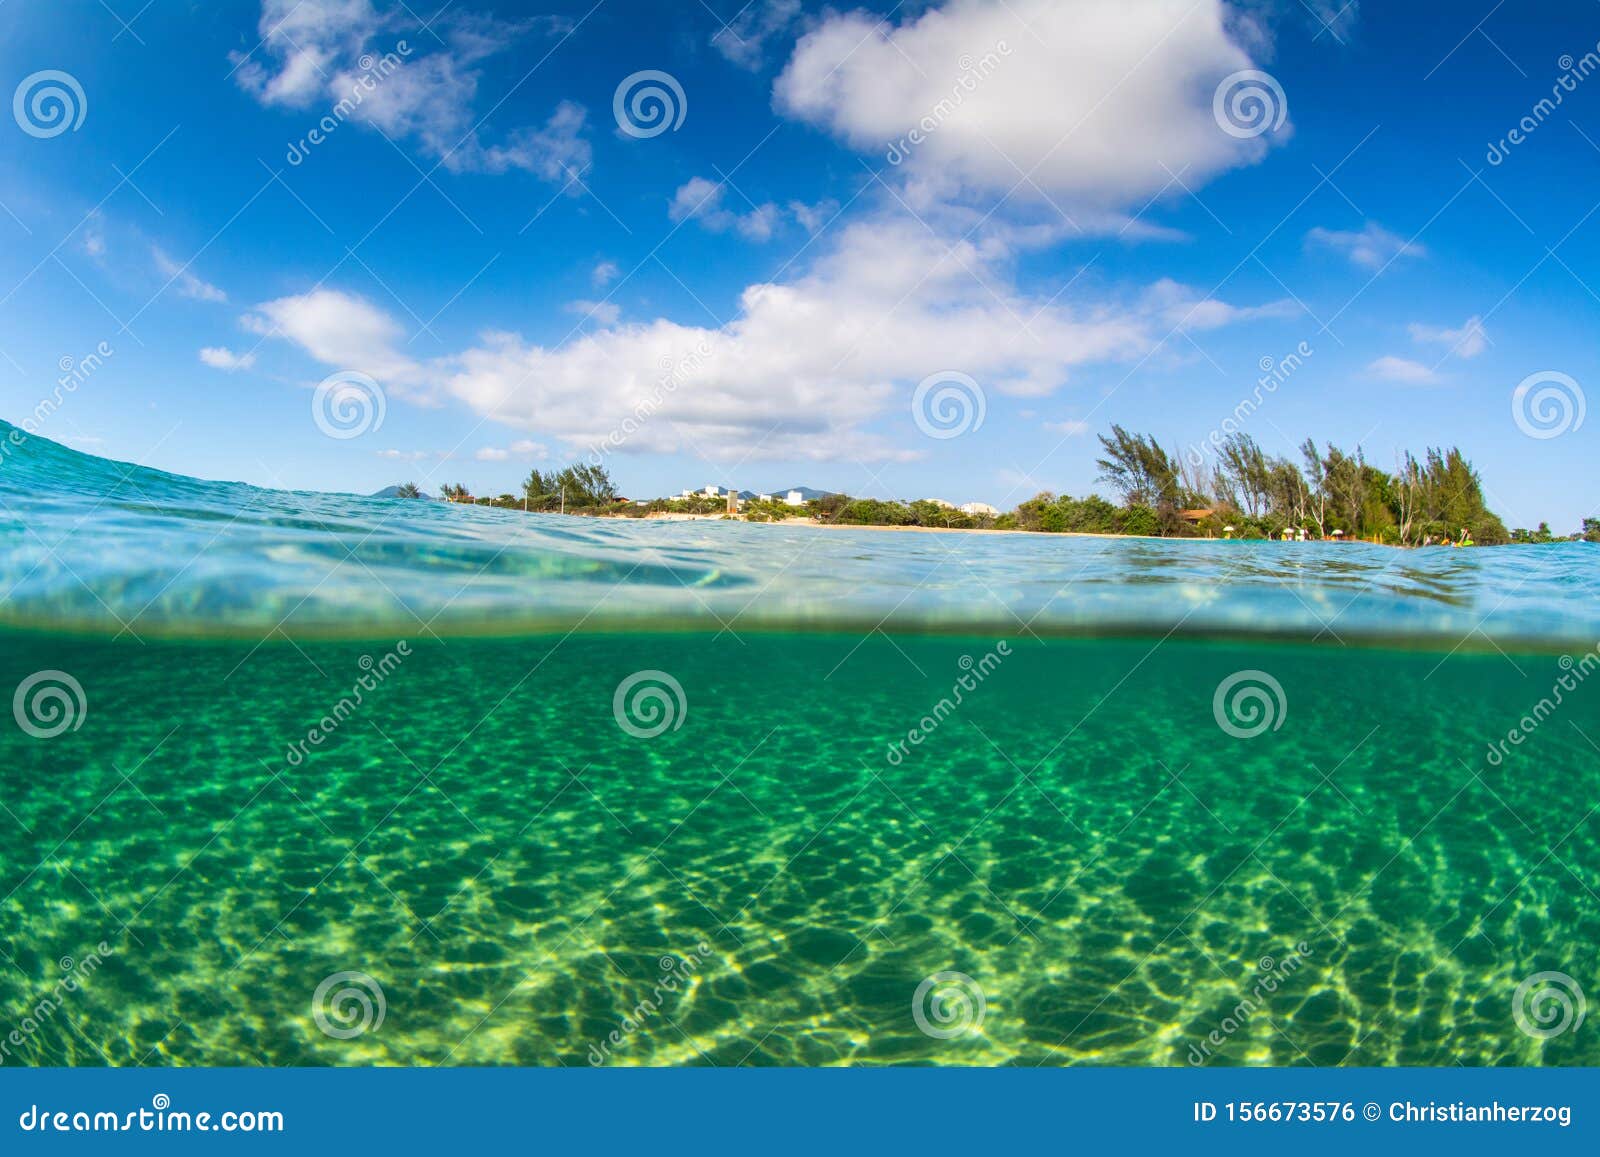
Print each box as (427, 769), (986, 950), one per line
(616, 511), (1410, 545)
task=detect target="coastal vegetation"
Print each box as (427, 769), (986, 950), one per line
(387, 428), (1589, 546)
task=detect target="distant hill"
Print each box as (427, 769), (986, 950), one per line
(370, 485), (437, 500)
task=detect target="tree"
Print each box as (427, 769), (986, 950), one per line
(394, 481), (423, 499)
(523, 463), (618, 511)
(1214, 434), (1273, 519)
(439, 483), (471, 502)
(1583, 518), (1600, 543)
(1096, 426), (1189, 533)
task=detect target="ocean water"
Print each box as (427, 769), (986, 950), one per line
(1, 423), (1597, 1067)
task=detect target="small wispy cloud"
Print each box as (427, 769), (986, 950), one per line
(1367, 355), (1438, 384)
(566, 299), (621, 327)
(670, 177), (782, 242)
(1307, 221), (1425, 270)
(153, 246), (226, 302)
(474, 440), (545, 462)
(1409, 314), (1487, 358)
(591, 260), (619, 287)
(199, 346), (255, 371)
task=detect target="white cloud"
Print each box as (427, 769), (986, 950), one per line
(474, 440), (546, 462)
(773, 0), (1277, 213)
(591, 260), (620, 287)
(250, 217), (1284, 462)
(153, 246), (227, 303)
(788, 199), (839, 235)
(378, 448), (432, 461)
(1409, 315), (1486, 358)
(81, 215), (107, 259)
(232, 1), (589, 181)
(711, 0), (804, 70)
(1143, 278), (1297, 330)
(566, 299), (622, 327)
(669, 178), (783, 242)
(199, 346), (256, 371)
(244, 288), (425, 389)
(1044, 419), (1091, 436)
(1306, 221), (1425, 270)
(1367, 355), (1438, 384)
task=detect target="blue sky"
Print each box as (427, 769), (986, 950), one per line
(0, 0), (1595, 529)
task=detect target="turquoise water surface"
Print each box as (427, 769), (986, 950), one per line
(0, 424), (1596, 1066)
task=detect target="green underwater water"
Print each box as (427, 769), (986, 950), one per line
(1, 628), (1596, 1067)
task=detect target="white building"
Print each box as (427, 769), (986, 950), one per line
(783, 490), (806, 507)
(959, 502), (999, 516)
(924, 498), (956, 509)
(701, 485), (721, 498)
